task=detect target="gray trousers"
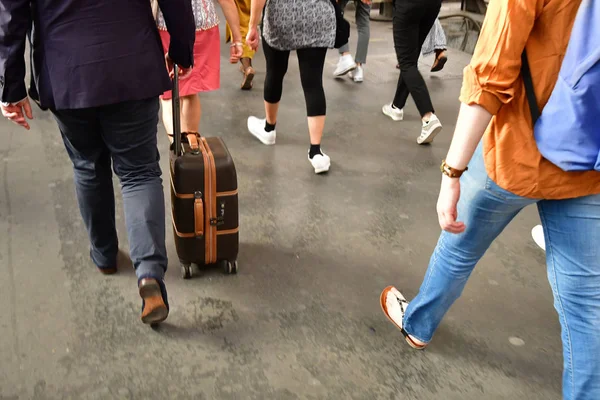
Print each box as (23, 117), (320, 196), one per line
(338, 0), (371, 64)
(52, 98), (167, 281)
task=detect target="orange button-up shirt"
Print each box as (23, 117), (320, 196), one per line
(460, 0), (600, 200)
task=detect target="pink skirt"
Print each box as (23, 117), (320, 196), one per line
(159, 26), (221, 100)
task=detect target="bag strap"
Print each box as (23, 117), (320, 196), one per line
(521, 50), (540, 125)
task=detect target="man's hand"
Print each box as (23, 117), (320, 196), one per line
(436, 175), (466, 234)
(1, 98), (33, 130)
(165, 53), (193, 80)
(246, 25), (260, 51)
(230, 42), (243, 64)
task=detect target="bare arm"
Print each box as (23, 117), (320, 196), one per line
(217, 0), (242, 43)
(436, 0), (540, 233)
(444, 103), (493, 171)
(249, 0), (267, 27)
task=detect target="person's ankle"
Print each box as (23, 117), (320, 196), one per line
(265, 120), (276, 132)
(309, 144), (322, 159)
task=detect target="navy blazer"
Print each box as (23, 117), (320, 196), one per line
(0, 0), (195, 110)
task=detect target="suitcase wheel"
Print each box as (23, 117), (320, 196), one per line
(224, 260), (238, 275)
(181, 263), (193, 279)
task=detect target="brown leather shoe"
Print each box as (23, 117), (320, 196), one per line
(139, 278), (169, 325)
(98, 266), (117, 275)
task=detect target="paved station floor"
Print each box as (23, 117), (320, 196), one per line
(0, 13), (561, 400)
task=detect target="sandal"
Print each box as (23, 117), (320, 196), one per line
(380, 286), (427, 350)
(430, 51), (447, 72)
(240, 64), (255, 91)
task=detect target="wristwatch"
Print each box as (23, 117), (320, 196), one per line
(440, 160), (468, 178)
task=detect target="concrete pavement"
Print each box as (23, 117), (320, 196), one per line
(0, 13), (562, 400)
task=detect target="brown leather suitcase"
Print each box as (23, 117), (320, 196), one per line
(169, 68), (239, 279)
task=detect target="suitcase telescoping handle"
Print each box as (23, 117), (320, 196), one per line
(172, 64), (182, 157)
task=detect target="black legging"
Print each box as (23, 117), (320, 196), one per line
(262, 37), (327, 117)
(392, 0), (441, 116)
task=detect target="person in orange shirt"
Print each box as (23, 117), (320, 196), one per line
(380, 1), (600, 399)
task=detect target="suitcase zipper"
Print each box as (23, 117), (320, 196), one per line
(198, 138), (212, 264)
(199, 138), (217, 264)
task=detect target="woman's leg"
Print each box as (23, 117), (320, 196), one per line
(354, 0), (371, 66)
(247, 37), (289, 145)
(334, 0), (357, 77)
(537, 195), (600, 400)
(160, 94), (201, 138)
(262, 37), (289, 125)
(297, 47), (330, 173)
(391, 0), (438, 119)
(390, 1), (418, 112)
(297, 47), (327, 146)
(385, 144), (535, 343)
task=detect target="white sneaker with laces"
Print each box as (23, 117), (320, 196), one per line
(382, 103), (404, 121)
(334, 54), (357, 77)
(417, 114), (442, 144)
(531, 225), (546, 251)
(247, 116), (276, 145)
(349, 66), (364, 83)
(308, 151), (331, 174)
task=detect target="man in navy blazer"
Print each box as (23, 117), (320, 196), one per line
(0, 0), (195, 325)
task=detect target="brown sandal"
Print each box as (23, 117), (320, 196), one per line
(240, 65), (255, 90)
(380, 286), (427, 350)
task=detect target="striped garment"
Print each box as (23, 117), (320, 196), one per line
(421, 18), (447, 56)
(156, 0), (219, 31)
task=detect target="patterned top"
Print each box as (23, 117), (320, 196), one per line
(263, 0), (336, 51)
(156, 0), (219, 31)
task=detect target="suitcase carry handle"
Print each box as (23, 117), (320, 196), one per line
(172, 64), (182, 157)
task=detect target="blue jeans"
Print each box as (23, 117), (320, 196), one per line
(52, 98), (167, 280)
(403, 143), (600, 400)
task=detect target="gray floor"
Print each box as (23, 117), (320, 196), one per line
(1, 16), (562, 400)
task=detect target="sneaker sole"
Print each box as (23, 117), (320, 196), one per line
(309, 156), (331, 174)
(531, 226), (546, 251)
(139, 281), (168, 325)
(314, 164), (330, 174)
(417, 124), (443, 145)
(248, 123), (276, 145)
(379, 286), (426, 350)
(334, 64), (357, 77)
(382, 107), (403, 121)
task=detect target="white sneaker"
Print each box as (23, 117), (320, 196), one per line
(531, 225), (546, 251)
(349, 66), (364, 83)
(334, 54), (357, 77)
(382, 103), (404, 121)
(417, 114), (442, 144)
(308, 151), (331, 174)
(247, 116), (276, 145)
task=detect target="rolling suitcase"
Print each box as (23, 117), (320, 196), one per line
(169, 67), (239, 279)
